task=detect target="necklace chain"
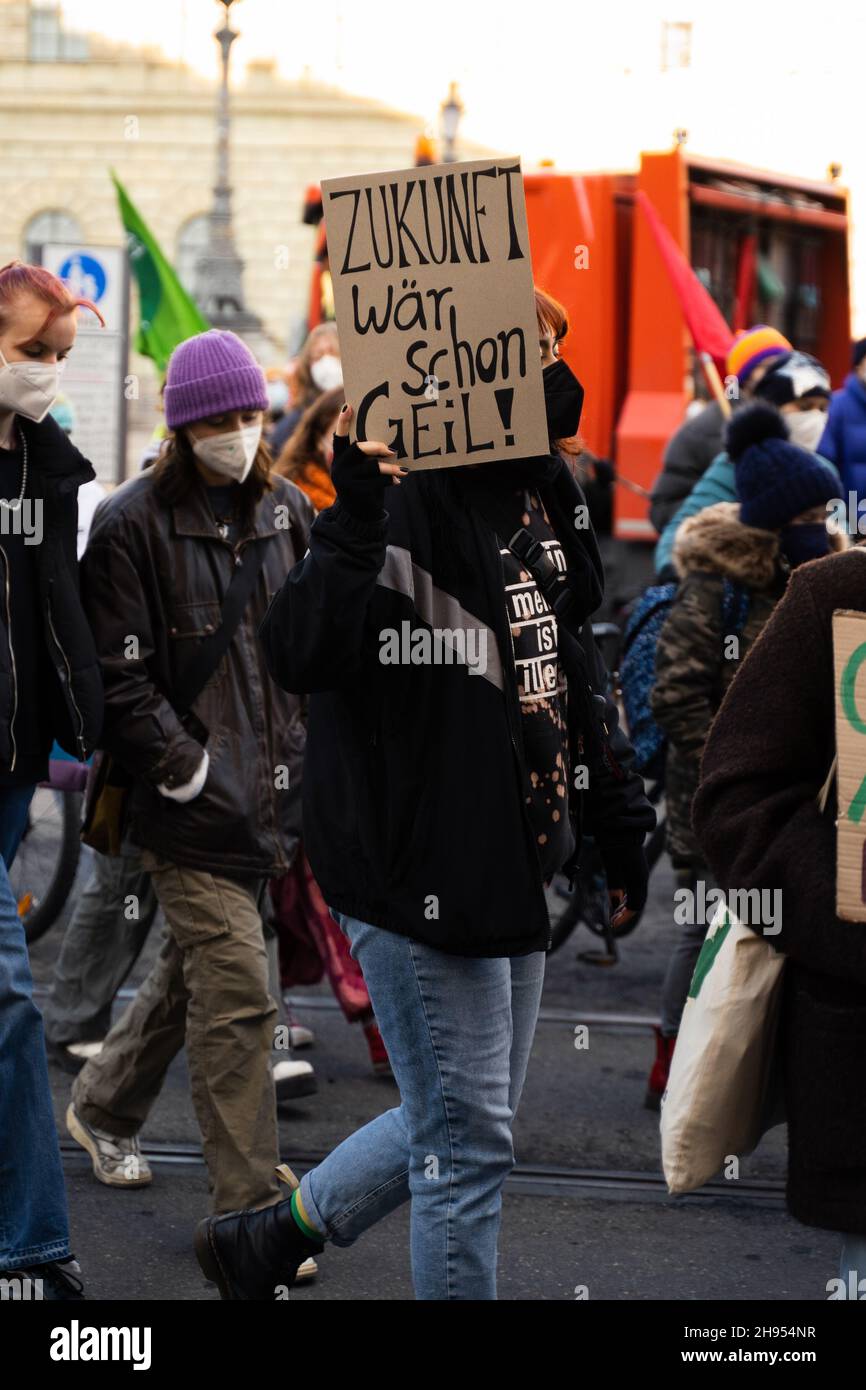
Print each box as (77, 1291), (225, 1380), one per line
(0, 427), (27, 510)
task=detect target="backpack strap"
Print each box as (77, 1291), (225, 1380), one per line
(505, 524), (578, 618)
(496, 523), (607, 769)
(465, 492), (608, 769)
(172, 538), (268, 714)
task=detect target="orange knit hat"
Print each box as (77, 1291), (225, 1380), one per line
(726, 325), (792, 385)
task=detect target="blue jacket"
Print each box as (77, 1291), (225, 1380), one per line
(654, 450), (842, 577)
(655, 452), (736, 575)
(818, 373), (866, 502)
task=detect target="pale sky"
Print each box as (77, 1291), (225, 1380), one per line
(55, 0), (866, 328)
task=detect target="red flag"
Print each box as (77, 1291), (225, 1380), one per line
(637, 190), (734, 368)
(733, 232), (757, 333)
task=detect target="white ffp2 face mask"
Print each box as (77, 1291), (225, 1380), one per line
(190, 423), (262, 482)
(310, 354), (343, 392)
(0, 348), (64, 422)
(786, 408), (828, 453)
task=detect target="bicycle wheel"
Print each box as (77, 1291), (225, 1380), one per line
(10, 787), (82, 944)
(548, 848), (611, 954)
(547, 881), (585, 953)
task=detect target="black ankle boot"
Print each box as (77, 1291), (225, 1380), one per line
(195, 1197), (324, 1301)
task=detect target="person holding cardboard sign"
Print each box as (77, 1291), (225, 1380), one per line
(194, 281), (654, 1301)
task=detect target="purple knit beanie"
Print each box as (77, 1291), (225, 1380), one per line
(163, 330), (269, 430)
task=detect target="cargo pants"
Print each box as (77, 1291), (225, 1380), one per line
(72, 851), (281, 1214)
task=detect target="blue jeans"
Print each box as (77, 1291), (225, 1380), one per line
(839, 1233), (866, 1296)
(0, 784), (71, 1269)
(0, 784), (37, 864)
(298, 912), (546, 1300)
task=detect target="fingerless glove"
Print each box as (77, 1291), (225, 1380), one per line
(599, 837), (649, 914)
(331, 432), (393, 521)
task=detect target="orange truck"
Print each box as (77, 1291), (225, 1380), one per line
(304, 145), (852, 541)
(524, 145), (852, 540)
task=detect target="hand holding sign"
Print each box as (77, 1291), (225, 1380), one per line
(321, 158), (549, 471)
(330, 404), (407, 520)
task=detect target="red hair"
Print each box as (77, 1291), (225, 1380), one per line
(0, 260), (105, 340)
(535, 286), (569, 344)
(535, 286), (584, 456)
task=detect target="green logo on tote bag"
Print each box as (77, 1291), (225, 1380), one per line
(688, 910), (732, 1000)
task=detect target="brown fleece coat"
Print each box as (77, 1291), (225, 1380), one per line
(694, 544), (866, 1236)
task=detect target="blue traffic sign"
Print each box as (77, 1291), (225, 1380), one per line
(57, 251), (108, 304)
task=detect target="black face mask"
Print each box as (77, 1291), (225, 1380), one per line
(779, 522), (831, 568)
(543, 358), (585, 440)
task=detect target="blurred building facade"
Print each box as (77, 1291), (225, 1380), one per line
(0, 0), (485, 465)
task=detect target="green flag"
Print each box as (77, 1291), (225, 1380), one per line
(111, 169), (209, 371)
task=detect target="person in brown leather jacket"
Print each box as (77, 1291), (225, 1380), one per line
(66, 330), (315, 1216)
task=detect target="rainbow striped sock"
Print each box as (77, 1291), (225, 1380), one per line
(291, 1187), (322, 1243)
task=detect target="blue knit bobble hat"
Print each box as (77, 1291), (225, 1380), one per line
(727, 403), (838, 531)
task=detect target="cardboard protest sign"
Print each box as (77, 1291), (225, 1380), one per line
(833, 609), (866, 920)
(321, 157), (549, 470)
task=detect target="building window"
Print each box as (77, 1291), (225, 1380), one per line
(29, 1), (89, 62)
(176, 214), (212, 294)
(23, 209), (84, 262)
(661, 21), (692, 71)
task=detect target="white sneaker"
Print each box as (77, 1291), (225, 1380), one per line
(67, 1041), (104, 1061)
(282, 1002), (315, 1049)
(49, 1040), (105, 1076)
(66, 1103), (153, 1188)
(271, 1058), (317, 1103)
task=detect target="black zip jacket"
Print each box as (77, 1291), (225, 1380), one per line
(259, 456), (654, 956)
(0, 414), (103, 773)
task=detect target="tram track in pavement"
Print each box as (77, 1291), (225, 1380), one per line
(45, 984), (779, 1206)
(34, 983), (660, 1034)
(282, 996), (662, 1033)
(58, 1140), (785, 1206)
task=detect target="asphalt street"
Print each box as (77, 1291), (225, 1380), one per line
(27, 847), (838, 1302)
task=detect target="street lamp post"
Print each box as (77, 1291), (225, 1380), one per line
(193, 0), (261, 331)
(440, 82), (464, 163)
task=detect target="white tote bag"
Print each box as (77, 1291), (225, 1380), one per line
(661, 900), (785, 1195)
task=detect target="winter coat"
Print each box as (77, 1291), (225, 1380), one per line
(81, 469), (314, 878)
(693, 546), (866, 1236)
(818, 373), (866, 503)
(0, 413), (103, 772)
(650, 400), (739, 535)
(651, 502), (787, 866)
(654, 451), (842, 579)
(655, 452), (735, 578)
(259, 458), (655, 958)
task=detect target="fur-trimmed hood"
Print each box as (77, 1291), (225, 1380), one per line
(672, 501), (847, 588)
(672, 502), (780, 587)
